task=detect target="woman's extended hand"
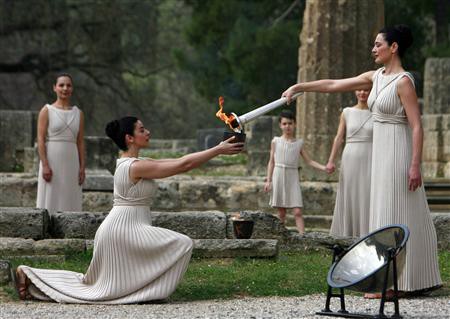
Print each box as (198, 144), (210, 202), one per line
(42, 165), (52, 182)
(282, 86), (297, 105)
(408, 164), (422, 191)
(217, 137), (244, 155)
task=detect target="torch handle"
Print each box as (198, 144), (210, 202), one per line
(237, 92), (303, 127)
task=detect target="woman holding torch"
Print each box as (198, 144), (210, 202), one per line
(282, 25), (441, 297)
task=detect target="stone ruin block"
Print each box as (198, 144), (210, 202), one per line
(83, 169), (114, 191)
(151, 211), (227, 239)
(82, 192), (113, 212)
(0, 110), (34, 171)
(84, 136), (118, 174)
(0, 207), (49, 240)
(0, 174), (37, 207)
(196, 128), (224, 151)
(424, 58), (450, 114)
(50, 211), (109, 239)
(192, 239), (278, 258)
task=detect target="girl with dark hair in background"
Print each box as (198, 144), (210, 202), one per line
(36, 73), (85, 214)
(282, 25), (442, 297)
(264, 109), (328, 234)
(15, 116), (244, 303)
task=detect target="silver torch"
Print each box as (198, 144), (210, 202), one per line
(227, 92), (304, 132)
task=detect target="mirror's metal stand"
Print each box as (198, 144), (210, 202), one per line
(316, 247), (403, 319)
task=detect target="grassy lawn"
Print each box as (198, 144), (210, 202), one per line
(3, 250), (450, 302)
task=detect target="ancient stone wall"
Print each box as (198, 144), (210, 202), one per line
(422, 58), (450, 179)
(297, 0), (384, 181)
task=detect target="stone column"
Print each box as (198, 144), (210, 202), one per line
(422, 58), (450, 179)
(297, 0), (384, 181)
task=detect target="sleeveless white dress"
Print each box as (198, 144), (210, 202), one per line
(21, 157), (193, 303)
(330, 107), (373, 237)
(270, 137), (303, 208)
(36, 104), (82, 213)
(368, 67), (442, 291)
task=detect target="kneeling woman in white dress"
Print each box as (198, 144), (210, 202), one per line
(16, 116), (244, 304)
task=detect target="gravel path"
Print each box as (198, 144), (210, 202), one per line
(0, 295), (449, 319)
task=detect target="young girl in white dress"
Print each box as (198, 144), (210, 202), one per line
(264, 110), (327, 234)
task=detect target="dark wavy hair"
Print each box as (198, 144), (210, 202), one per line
(279, 109), (296, 122)
(379, 24), (413, 58)
(54, 72), (73, 84)
(105, 116), (139, 151)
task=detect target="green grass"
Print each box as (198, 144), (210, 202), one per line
(173, 252), (331, 301)
(3, 251), (450, 301)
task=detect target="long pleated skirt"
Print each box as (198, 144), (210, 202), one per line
(20, 206), (193, 304)
(369, 121), (441, 291)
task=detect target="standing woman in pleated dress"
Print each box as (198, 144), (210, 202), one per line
(327, 89), (373, 238)
(15, 116), (244, 303)
(281, 25), (441, 296)
(36, 73), (85, 213)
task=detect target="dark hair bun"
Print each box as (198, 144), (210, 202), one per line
(105, 120), (120, 140)
(395, 24), (413, 50)
(105, 116), (139, 151)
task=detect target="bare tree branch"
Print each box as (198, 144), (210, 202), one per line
(271, 0), (301, 27)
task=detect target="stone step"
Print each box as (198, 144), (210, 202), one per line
(0, 209), (288, 241)
(284, 214), (332, 229)
(0, 173), (336, 215)
(0, 238), (86, 257)
(0, 207), (49, 240)
(192, 239), (278, 258)
(425, 181), (450, 209)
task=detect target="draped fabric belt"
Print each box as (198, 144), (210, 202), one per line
(113, 203), (150, 207)
(47, 138), (76, 143)
(275, 163), (298, 169)
(346, 137), (372, 143)
(113, 198), (151, 207)
(372, 112), (408, 125)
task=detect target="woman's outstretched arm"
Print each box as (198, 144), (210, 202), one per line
(282, 71), (375, 103)
(130, 137), (244, 181)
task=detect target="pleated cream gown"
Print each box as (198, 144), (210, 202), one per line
(21, 157), (193, 303)
(330, 107), (373, 237)
(368, 67), (442, 291)
(36, 104), (82, 213)
(270, 137), (303, 208)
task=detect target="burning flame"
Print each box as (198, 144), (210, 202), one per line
(216, 96), (236, 130)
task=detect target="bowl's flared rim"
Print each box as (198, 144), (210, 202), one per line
(327, 224), (410, 289)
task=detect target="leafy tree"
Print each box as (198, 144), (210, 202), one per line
(177, 0), (305, 115)
(384, 0), (450, 71)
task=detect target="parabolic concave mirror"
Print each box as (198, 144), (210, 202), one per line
(328, 224), (409, 293)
